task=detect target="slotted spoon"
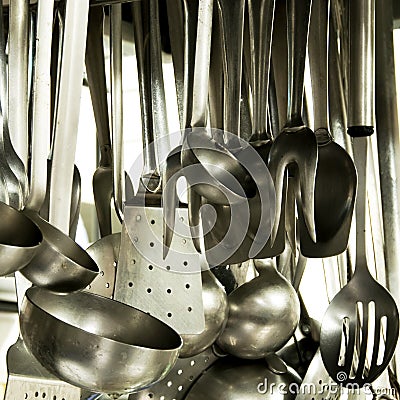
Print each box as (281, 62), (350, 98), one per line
(320, 0), (399, 385)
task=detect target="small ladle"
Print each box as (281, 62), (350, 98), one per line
(20, 0), (99, 292)
(267, 0), (317, 244)
(180, 0), (257, 206)
(297, 0), (356, 258)
(216, 258), (300, 359)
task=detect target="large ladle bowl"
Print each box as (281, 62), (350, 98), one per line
(20, 287), (182, 395)
(0, 202), (42, 276)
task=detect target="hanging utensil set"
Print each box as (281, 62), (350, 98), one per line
(0, 0), (399, 399)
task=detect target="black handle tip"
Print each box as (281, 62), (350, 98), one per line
(347, 126), (374, 138)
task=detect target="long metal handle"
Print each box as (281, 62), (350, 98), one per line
(248, 0), (275, 137)
(190, 0), (213, 128)
(217, 0), (245, 135)
(132, 1), (157, 179)
(110, 3), (124, 220)
(308, 0), (329, 130)
(49, 0), (90, 233)
(26, 0), (54, 211)
(85, 6), (112, 168)
(8, 0), (29, 168)
(149, 0), (170, 172)
(375, 0), (400, 377)
(348, 0), (375, 129)
(286, 0), (312, 127)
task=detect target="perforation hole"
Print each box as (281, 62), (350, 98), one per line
(151, 219), (155, 225)
(178, 385), (183, 391)
(166, 288), (172, 294)
(166, 265), (171, 271)
(177, 369), (183, 375)
(167, 312), (172, 318)
(148, 265), (154, 270)
(185, 284), (190, 289)
(188, 307), (192, 312)
(167, 381), (173, 387)
(190, 360), (196, 366)
(183, 261), (188, 266)
(128, 282), (133, 287)
(148, 393), (154, 398)
(147, 288), (152, 293)
(35, 392), (39, 397)
(150, 242), (154, 247)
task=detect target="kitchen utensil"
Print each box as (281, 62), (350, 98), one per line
(180, 0), (257, 207)
(20, 286), (182, 395)
(297, 0), (356, 258)
(0, 1), (23, 210)
(110, 2), (125, 222)
(320, 0), (399, 385)
(166, 0), (185, 128)
(86, 5), (113, 238)
(114, 0), (204, 335)
(129, 346), (218, 400)
(185, 354), (301, 399)
(0, 202), (42, 276)
(20, 0), (99, 293)
(179, 261), (228, 358)
(375, 0), (400, 377)
(8, 0), (29, 201)
(217, 258), (300, 359)
(268, 0), (317, 244)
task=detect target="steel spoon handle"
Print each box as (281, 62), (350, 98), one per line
(286, 0), (312, 127)
(248, 0), (275, 137)
(132, 1), (157, 178)
(308, 0), (329, 131)
(348, 0), (375, 130)
(217, 0), (245, 135)
(86, 6), (112, 168)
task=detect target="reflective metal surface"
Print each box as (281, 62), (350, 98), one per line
(20, 287), (182, 395)
(217, 259), (300, 359)
(179, 268), (228, 358)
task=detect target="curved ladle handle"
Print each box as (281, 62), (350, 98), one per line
(286, 0), (312, 127)
(26, 0), (54, 211)
(110, 3), (124, 221)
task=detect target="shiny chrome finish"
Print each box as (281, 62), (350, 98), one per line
(0, 202), (42, 276)
(375, 0), (400, 377)
(298, 0), (356, 258)
(179, 268), (228, 358)
(20, 287), (182, 395)
(0, 0), (23, 209)
(20, 0), (99, 293)
(320, 138), (399, 385)
(8, 0), (29, 193)
(185, 355), (301, 399)
(268, 0), (317, 244)
(217, 259), (300, 359)
(348, 0), (374, 128)
(86, 6), (113, 237)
